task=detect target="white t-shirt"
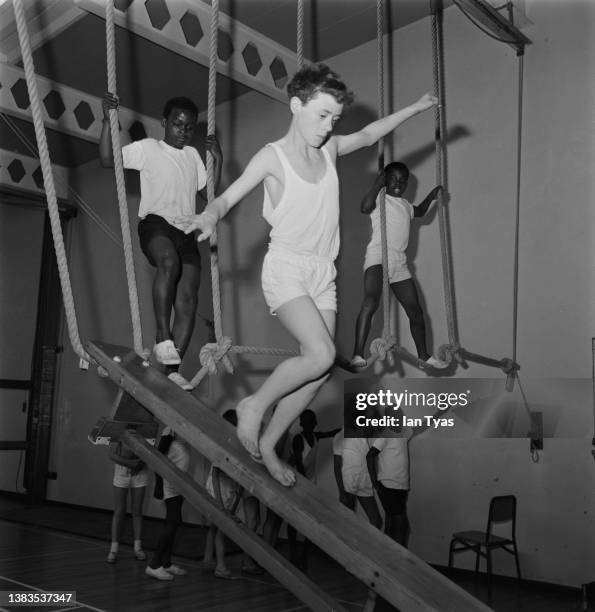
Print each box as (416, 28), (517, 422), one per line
(371, 436), (409, 490)
(366, 192), (414, 261)
(122, 138), (207, 223)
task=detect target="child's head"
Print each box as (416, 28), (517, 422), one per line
(287, 64), (354, 148)
(299, 409), (317, 431)
(222, 409), (238, 427)
(287, 63), (354, 106)
(161, 97), (198, 149)
(384, 161), (410, 197)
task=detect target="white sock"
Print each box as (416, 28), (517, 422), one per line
(110, 542), (119, 553)
(134, 540), (142, 551)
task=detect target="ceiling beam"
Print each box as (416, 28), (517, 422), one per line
(1, 0), (87, 65)
(75, 0), (299, 104)
(0, 62), (163, 144)
(0, 148), (69, 199)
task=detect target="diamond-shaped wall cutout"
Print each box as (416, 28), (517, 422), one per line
(145, 0), (170, 30)
(43, 90), (66, 120)
(32, 166), (44, 190)
(74, 101), (94, 130)
(114, 0), (133, 11)
(242, 43), (262, 76)
(129, 120), (147, 142)
(270, 57), (288, 89)
(11, 79), (30, 109)
(7, 159), (26, 183)
(180, 11), (203, 46)
(217, 29), (234, 62)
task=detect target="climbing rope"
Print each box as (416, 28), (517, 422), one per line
(429, 2), (521, 386)
(12, 0), (90, 366)
(362, 0), (434, 373)
(188, 0), (301, 389)
(430, 5), (459, 352)
(296, 0), (304, 69)
(105, 0), (146, 357)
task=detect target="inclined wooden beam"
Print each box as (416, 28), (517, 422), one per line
(87, 340), (491, 612)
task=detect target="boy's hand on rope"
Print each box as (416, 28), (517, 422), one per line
(173, 211), (217, 241)
(430, 185), (444, 200)
(102, 91), (119, 120)
(413, 93), (438, 112)
(205, 134), (223, 162)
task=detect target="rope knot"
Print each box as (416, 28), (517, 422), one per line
(369, 335), (396, 361)
(199, 336), (233, 374)
(438, 343), (460, 365)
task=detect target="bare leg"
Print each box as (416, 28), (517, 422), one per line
(390, 278), (430, 361)
(237, 296), (335, 464)
(111, 486), (128, 544)
(214, 529), (227, 572)
(146, 236), (182, 344)
(171, 260), (200, 360)
(353, 266), (382, 358)
(357, 496), (383, 530)
(130, 486), (146, 542)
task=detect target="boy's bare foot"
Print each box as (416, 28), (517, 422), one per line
(260, 444), (296, 487)
(237, 396), (263, 459)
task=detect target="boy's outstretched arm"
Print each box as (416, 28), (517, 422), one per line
(414, 185), (443, 217)
(174, 145), (274, 241)
(333, 93), (437, 157)
(361, 170), (385, 214)
(99, 92), (118, 168)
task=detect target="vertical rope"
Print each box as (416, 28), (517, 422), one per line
(512, 50), (524, 364)
(12, 0), (90, 364)
(206, 0), (226, 346)
(430, 4), (458, 348)
(105, 0), (145, 356)
(296, 0), (304, 69)
(376, 0), (391, 338)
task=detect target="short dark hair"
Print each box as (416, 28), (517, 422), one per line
(162, 97), (198, 120)
(287, 63), (354, 106)
(385, 161), (409, 176)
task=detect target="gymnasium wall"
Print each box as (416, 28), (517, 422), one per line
(42, 0), (594, 587)
(198, 0), (595, 586)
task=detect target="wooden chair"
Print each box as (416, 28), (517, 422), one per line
(448, 495), (522, 600)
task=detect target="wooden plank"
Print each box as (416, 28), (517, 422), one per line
(123, 431), (349, 612)
(87, 340), (492, 612)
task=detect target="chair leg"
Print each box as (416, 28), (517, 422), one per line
(474, 545), (480, 574)
(513, 544), (522, 581)
(448, 540), (455, 568)
(486, 548), (492, 602)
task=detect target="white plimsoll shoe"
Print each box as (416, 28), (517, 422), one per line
(425, 356), (449, 369)
(153, 340), (181, 365)
(145, 566), (174, 581)
(350, 355), (367, 368)
(167, 371), (193, 391)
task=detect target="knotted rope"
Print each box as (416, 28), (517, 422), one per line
(296, 0), (304, 69)
(105, 0), (146, 357)
(12, 0), (90, 366)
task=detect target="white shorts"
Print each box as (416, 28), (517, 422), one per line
(261, 248), (337, 314)
(113, 464), (149, 488)
(364, 246), (411, 284)
(342, 466), (374, 497)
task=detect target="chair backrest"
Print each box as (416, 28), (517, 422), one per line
(486, 495), (517, 538)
